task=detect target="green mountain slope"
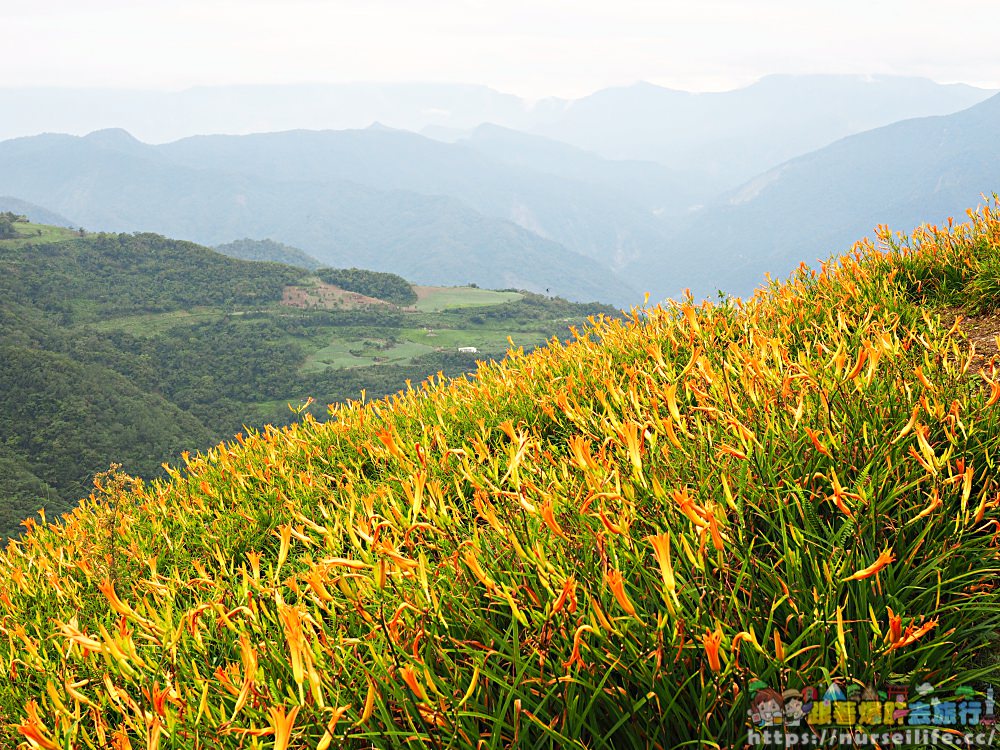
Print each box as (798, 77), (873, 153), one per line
(0, 220), (620, 541)
(0, 343), (214, 524)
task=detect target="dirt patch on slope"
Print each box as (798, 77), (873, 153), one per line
(945, 307), (1000, 372)
(281, 282), (395, 310)
(414, 286), (448, 300)
(960, 315), (1000, 362)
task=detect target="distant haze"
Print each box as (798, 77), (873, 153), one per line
(0, 77), (994, 156)
(3, 1), (1000, 98)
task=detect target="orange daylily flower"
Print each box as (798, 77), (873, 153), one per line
(563, 625), (595, 670)
(888, 617), (939, 651)
(843, 546), (896, 581)
(672, 488), (708, 528)
(619, 421), (644, 473)
(305, 567), (336, 602)
(16, 701), (58, 750)
(539, 501), (569, 540)
(887, 607), (903, 643)
(846, 347), (868, 380)
(316, 705), (353, 750)
(97, 579), (137, 620)
(805, 427), (832, 457)
(246, 551), (262, 579)
(681, 304), (701, 335)
(321, 557), (370, 570)
(358, 677), (377, 725)
(278, 605), (306, 687)
(552, 576), (577, 614)
(987, 377), (1000, 407)
(597, 505), (627, 535)
(892, 405), (921, 443)
(646, 532), (676, 596)
(267, 704), (301, 750)
(664, 382), (683, 425)
(716, 443), (748, 460)
(828, 469), (860, 517)
(58, 621), (103, 654)
(141, 682), (172, 718)
(731, 630), (761, 666)
(702, 624), (724, 672)
(914, 366), (936, 391)
(400, 666), (427, 700)
(773, 629), (785, 661)
(912, 487), (943, 521)
(377, 540), (419, 570)
(606, 569), (637, 617)
(706, 514), (725, 552)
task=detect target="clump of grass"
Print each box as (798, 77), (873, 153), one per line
(3, 202), (1000, 748)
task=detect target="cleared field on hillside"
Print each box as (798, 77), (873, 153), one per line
(413, 285), (523, 311)
(3, 220), (79, 247)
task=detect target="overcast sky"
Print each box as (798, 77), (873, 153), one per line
(4, 0), (1000, 98)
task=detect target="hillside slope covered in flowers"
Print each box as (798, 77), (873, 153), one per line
(4, 204), (1000, 748)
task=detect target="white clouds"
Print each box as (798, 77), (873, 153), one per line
(1, 0), (998, 95)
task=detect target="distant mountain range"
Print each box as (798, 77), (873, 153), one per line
(1, 78), (998, 305)
(0, 128), (641, 304)
(521, 75), (995, 189)
(157, 126), (693, 268)
(0, 83), (535, 143)
(1, 75), (992, 191)
(649, 91), (1000, 300)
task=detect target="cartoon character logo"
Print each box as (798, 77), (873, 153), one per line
(782, 689), (810, 726)
(749, 688), (784, 727)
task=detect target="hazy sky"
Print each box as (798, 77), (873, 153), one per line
(4, 0), (1000, 98)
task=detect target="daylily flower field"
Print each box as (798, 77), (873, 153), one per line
(4, 203), (1000, 747)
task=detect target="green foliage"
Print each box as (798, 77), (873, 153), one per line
(0, 212), (25, 238)
(0, 342), (215, 528)
(316, 266), (418, 306)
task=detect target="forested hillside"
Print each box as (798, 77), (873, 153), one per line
(0, 220), (619, 540)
